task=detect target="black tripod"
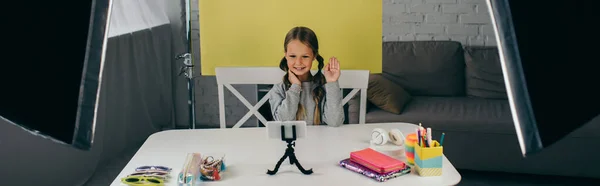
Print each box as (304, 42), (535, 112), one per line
(266, 125), (313, 175)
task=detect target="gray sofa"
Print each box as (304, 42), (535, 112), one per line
(348, 41), (600, 178)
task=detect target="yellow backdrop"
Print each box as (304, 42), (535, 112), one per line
(199, 0), (382, 75)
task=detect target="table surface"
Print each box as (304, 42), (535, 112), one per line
(111, 122), (461, 186)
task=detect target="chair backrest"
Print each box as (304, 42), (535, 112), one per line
(215, 67), (369, 128)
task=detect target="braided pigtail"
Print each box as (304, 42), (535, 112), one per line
(311, 54), (326, 125)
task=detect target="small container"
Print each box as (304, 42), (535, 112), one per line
(414, 140), (443, 176)
(403, 133), (418, 165)
(178, 153), (202, 186)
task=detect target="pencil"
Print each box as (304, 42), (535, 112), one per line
(426, 128), (432, 147)
(417, 129), (421, 147)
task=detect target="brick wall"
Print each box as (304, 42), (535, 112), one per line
(189, 0), (496, 128)
(383, 0), (496, 46)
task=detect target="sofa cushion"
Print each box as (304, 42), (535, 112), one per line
(464, 46), (508, 99)
(366, 96), (516, 134)
(367, 74), (412, 114)
(382, 41), (466, 97)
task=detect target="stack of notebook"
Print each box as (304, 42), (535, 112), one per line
(339, 148), (411, 182)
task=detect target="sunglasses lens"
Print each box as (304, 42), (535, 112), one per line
(157, 166), (171, 171)
(125, 178), (140, 182)
(148, 179), (161, 183)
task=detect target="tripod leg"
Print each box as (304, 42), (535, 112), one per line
(267, 153), (289, 175)
(288, 153), (313, 175)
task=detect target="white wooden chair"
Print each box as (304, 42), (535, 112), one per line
(215, 67), (369, 129)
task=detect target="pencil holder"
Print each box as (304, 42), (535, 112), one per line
(414, 140), (443, 176)
(403, 133), (418, 165)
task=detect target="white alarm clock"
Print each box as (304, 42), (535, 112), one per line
(370, 128), (405, 146)
(370, 128), (406, 158)
(370, 128), (389, 145)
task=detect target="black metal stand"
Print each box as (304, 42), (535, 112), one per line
(175, 0), (196, 130)
(266, 125), (313, 175)
(176, 53), (196, 129)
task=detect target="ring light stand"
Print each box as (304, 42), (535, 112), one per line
(266, 125), (313, 175)
(176, 0), (196, 129)
(176, 54), (196, 130)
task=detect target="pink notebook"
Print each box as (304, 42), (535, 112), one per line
(349, 148), (406, 174)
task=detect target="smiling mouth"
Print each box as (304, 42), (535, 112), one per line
(294, 67), (306, 71)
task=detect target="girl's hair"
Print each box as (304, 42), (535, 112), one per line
(279, 26), (326, 125)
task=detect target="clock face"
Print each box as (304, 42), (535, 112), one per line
(371, 128), (388, 145)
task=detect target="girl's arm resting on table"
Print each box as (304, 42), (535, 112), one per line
(322, 81), (345, 127)
(269, 84), (301, 121)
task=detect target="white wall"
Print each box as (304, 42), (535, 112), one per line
(383, 0), (496, 46)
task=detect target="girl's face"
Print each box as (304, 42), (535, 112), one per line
(285, 39), (315, 77)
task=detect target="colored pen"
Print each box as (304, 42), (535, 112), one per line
(426, 128), (432, 148)
(422, 132), (427, 147)
(417, 128), (421, 147)
(440, 133), (445, 147)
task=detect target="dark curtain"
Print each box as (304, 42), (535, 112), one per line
(96, 24), (175, 165)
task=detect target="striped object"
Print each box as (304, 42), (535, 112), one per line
(414, 140), (443, 177)
(404, 133), (418, 165)
(415, 164), (442, 176)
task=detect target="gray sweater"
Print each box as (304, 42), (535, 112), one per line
(269, 81), (345, 127)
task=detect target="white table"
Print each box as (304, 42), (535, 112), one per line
(111, 122), (461, 186)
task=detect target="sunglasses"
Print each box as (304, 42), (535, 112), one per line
(129, 171), (170, 178)
(135, 166), (172, 172)
(127, 173), (167, 180)
(121, 175), (164, 185)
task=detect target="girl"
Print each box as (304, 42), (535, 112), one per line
(269, 26), (345, 127)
